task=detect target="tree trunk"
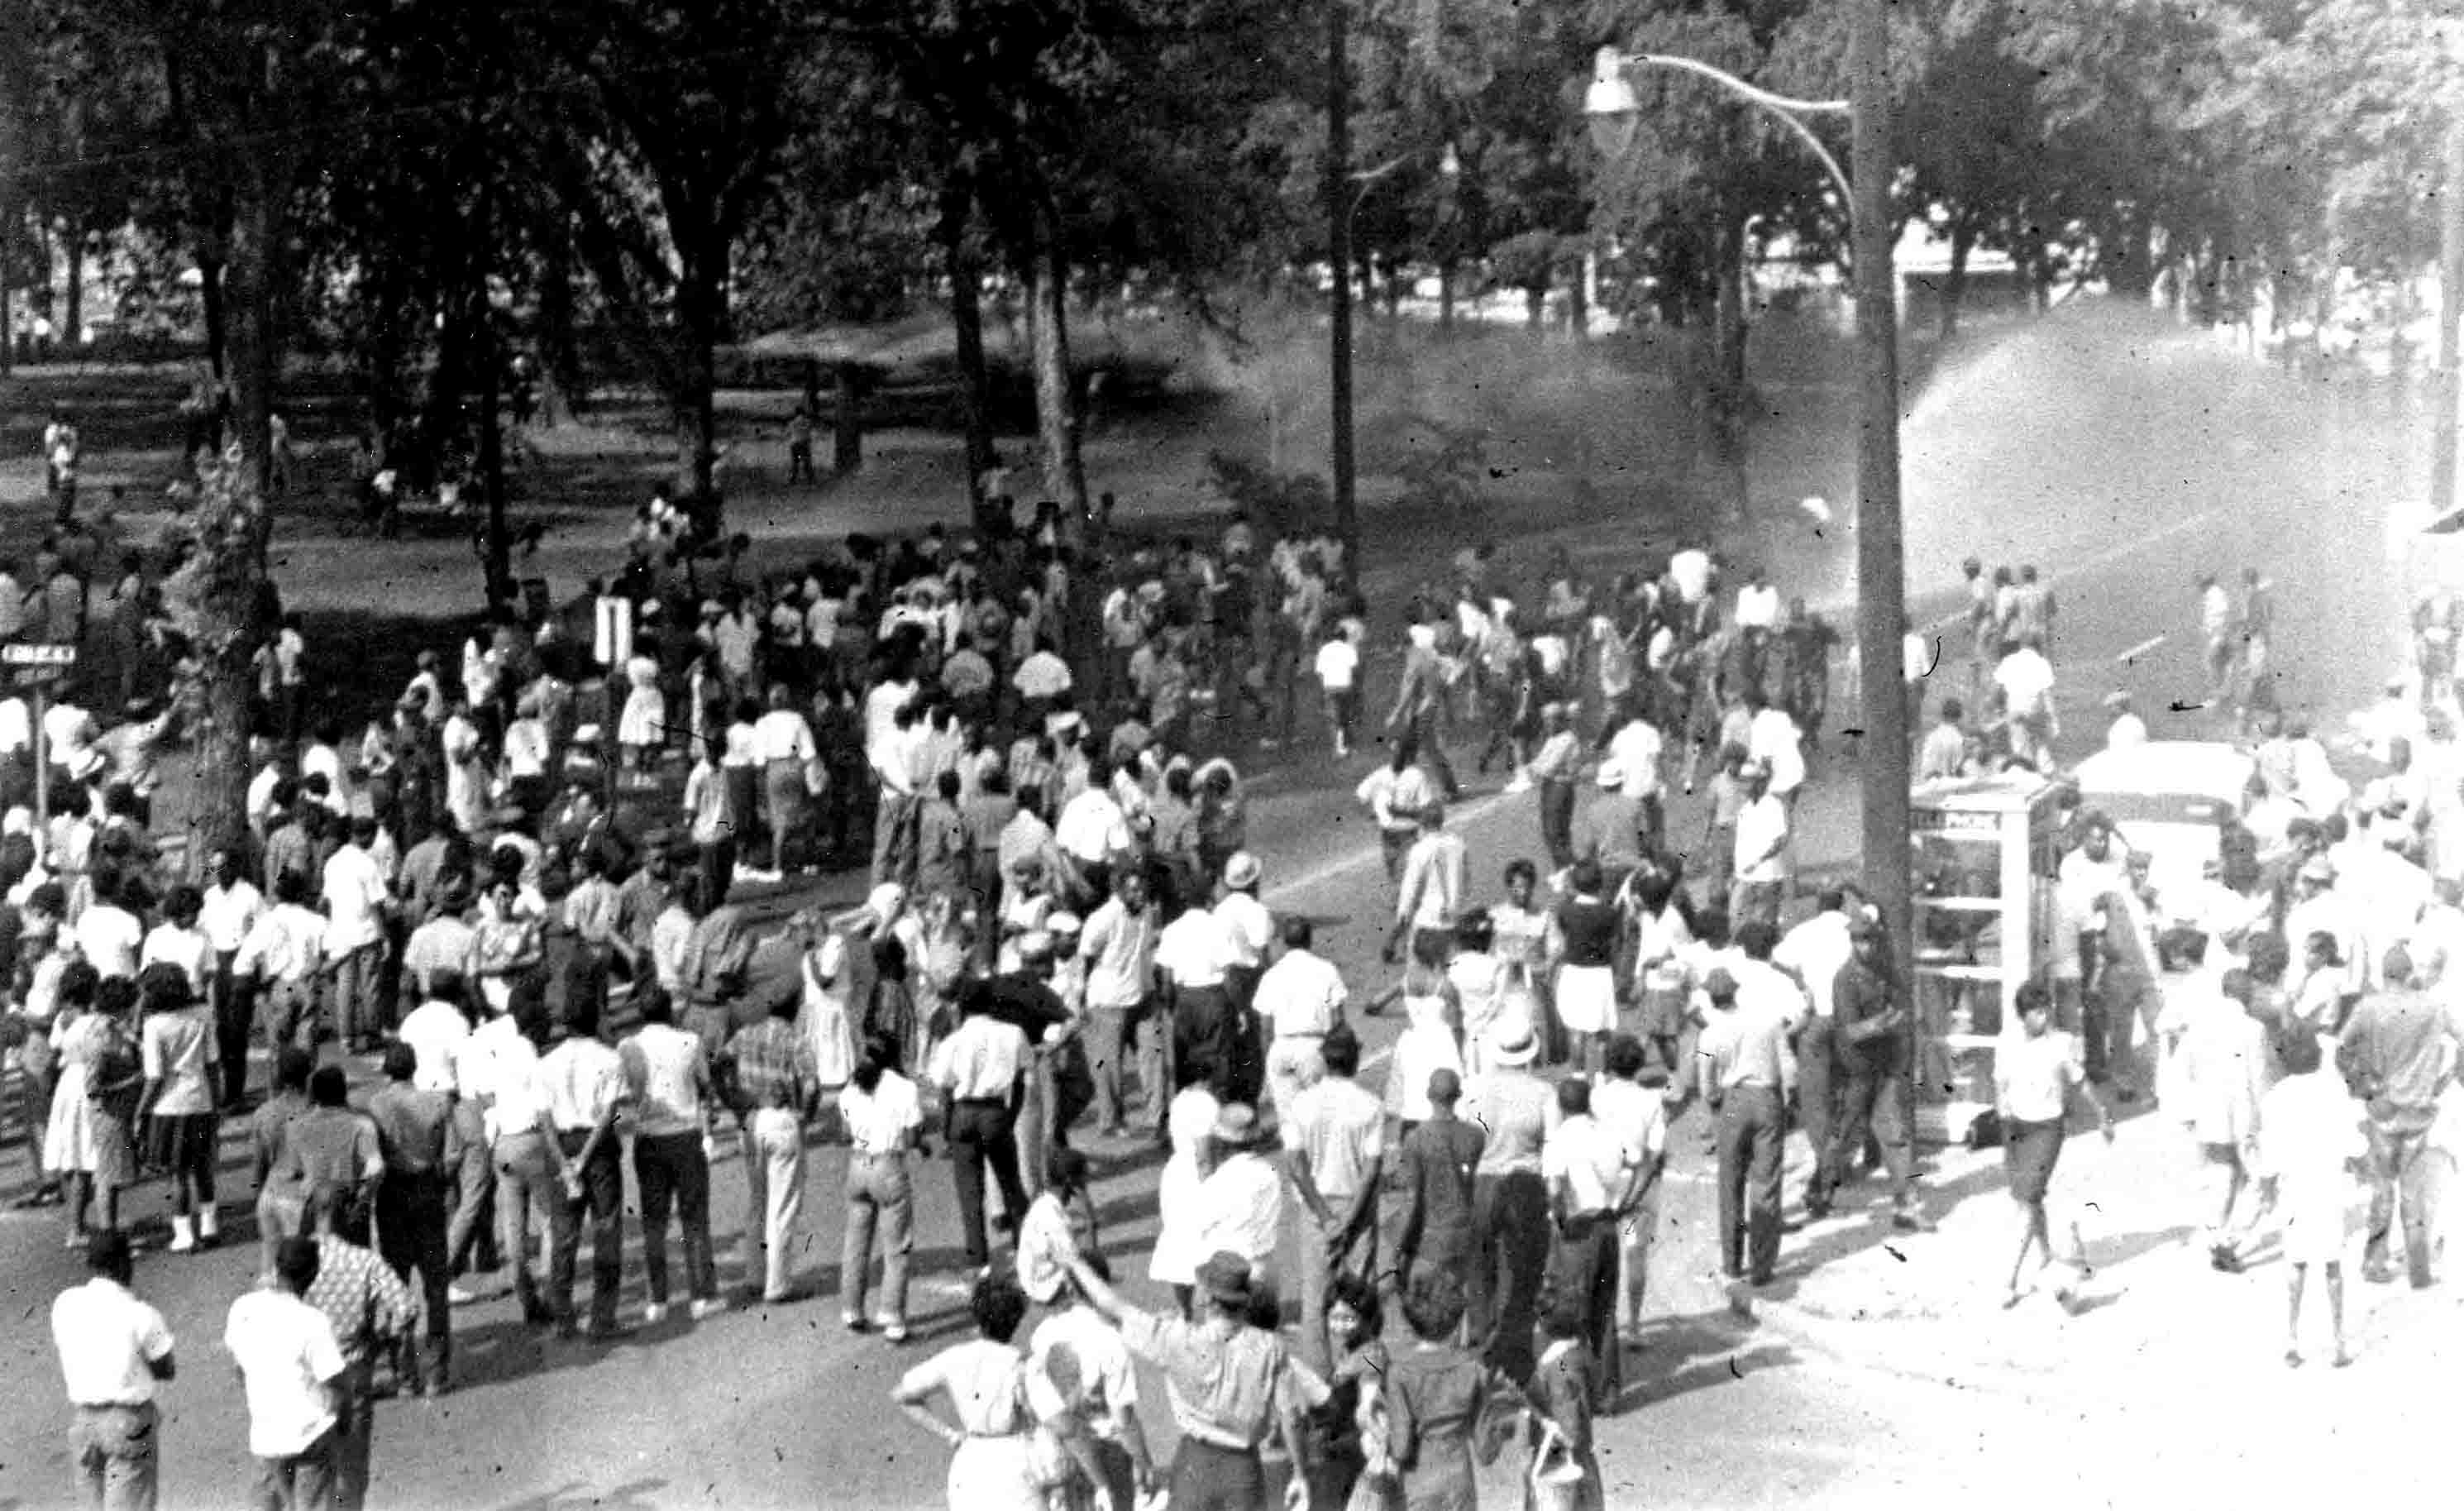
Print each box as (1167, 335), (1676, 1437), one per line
(1438, 263), (1455, 328)
(1708, 206), (1750, 520)
(1939, 215), (1975, 342)
(1525, 283), (1545, 331)
(1024, 208), (1089, 533)
(63, 231), (84, 353)
(832, 361), (865, 474)
(942, 188), (998, 525)
(198, 252), (228, 380)
(1567, 251), (1589, 343)
(537, 219), (585, 422)
(187, 156), (284, 878)
(672, 223), (724, 530)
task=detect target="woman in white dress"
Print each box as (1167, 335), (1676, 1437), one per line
(44, 965), (136, 1248)
(617, 643), (667, 778)
(892, 1274), (1048, 1511)
(1445, 911), (1509, 1079)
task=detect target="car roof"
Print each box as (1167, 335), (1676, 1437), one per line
(2072, 741), (2256, 808)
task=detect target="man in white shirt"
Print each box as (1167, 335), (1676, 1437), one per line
(1028, 1256), (1157, 1509)
(928, 987), (1033, 1271)
(1588, 1035), (1669, 1347)
(1994, 634), (2058, 769)
(1255, 916), (1346, 1123)
(51, 1232), (176, 1511)
(1744, 690), (1806, 803)
(1282, 1029), (1382, 1375)
(1734, 571), (1780, 631)
(540, 1000), (631, 1338)
(1542, 1075), (1636, 1399)
(227, 1237), (348, 1506)
(323, 816), (392, 1054)
(1192, 1102), (1284, 1289)
(1385, 805), (1467, 968)
(1774, 888), (1855, 1179)
(613, 986), (724, 1325)
(1079, 870), (1162, 1135)
(1055, 761), (1134, 904)
(1731, 762), (1788, 928)
(1314, 630), (1359, 758)
(1214, 851), (1273, 1011)
(1606, 710), (1666, 850)
(396, 978), (471, 1098)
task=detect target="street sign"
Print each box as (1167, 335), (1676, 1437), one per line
(2, 643), (76, 667)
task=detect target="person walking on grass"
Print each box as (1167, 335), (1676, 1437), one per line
(1992, 983), (2113, 1310)
(51, 1230), (176, 1511)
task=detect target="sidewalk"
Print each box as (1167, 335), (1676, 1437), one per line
(1739, 1095), (2464, 1397)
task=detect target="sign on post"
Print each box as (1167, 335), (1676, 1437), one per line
(3, 643), (78, 667)
(7, 645), (76, 845)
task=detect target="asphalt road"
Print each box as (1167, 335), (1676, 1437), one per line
(1, 306), (2438, 1510)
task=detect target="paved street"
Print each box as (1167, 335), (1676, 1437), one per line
(4, 308), (2455, 1509)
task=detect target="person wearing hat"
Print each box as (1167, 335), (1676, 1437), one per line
(1462, 1020), (1555, 1380)
(1728, 758), (1788, 930)
(1215, 850), (1272, 1016)
(1157, 890), (1249, 1116)
(1063, 1246), (1312, 1511)
(1676, 965), (1797, 1286)
(1573, 763), (1645, 897)
(1191, 1103), (1284, 1297)
(1810, 920), (1918, 1230)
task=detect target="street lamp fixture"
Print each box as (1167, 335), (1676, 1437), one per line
(1584, 45), (1853, 214)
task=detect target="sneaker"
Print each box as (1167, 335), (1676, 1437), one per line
(881, 1320), (910, 1344)
(843, 1313), (871, 1333)
(446, 1284), (477, 1306)
(642, 1303), (669, 1326)
(690, 1297), (730, 1322)
(1502, 775), (1532, 795)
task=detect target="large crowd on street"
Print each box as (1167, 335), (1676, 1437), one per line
(16, 423), (2464, 1511)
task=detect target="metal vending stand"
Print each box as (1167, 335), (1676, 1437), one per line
(1908, 772), (2064, 1146)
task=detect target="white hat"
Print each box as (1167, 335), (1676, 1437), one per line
(1223, 851), (1262, 890)
(865, 882), (909, 920)
(1487, 1020), (1540, 1067)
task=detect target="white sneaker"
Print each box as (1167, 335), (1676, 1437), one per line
(642, 1303), (669, 1325)
(689, 1297), (730, 1322)
(1502, 775), (1533, 795)
(446, 1284), (477, 1306)
(167, 1217), (196, 1254)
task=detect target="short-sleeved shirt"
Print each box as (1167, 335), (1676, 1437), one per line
(1157, 909), (1233, 989)
(1995, 1030), (2080, 1124)
(1119, 1309), (1290, 1450)
(396, 1001), (470, 1095)
(540, 1036), (628, 1135)
(1255, 949), (1346, 1037)
(304, 1235), (413, 1366)
(1195, 1150), (1286, 1265)
(53, 1278), (174, 1407)
(1029, 1305), (1140, 1442)
(840, 1070), (924, 1155)
(896, 1339), (1034, 1437)
(1543, 1113), (1633, 1217)
(1287, 1077), (1385, 1202)
(141, 1007), (218, 1116)
(621, 1022), (709, 1140)
(1079, 898), (1158, 1011)
(1464, 1069), (1559, 1177)
(931, 1016), (1029, 1103)
(226, 1289), (346, 1458)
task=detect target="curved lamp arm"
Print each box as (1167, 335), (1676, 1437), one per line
(1589, 46), (1855, 213)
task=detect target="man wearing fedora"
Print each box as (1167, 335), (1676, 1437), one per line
(1681, 967), (1798, 1286)
(1063, 1246), (1315, 1511)
(1464, 1019), (1557, 1381)
(1192, 1103), (1285, 1303)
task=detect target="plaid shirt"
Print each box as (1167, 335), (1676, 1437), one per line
(306, 1235), (413, 1367)
(722, 1018), (816, 1116)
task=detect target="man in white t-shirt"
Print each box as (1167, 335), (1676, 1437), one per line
(1254, 916), (1345, 1122)
(1055, 764), (1133, 902)
(1731, 762), (1789, 927)
(1314, 630), (1359, 758)
(227, 1237), (348, 1505)
(323, 816), (393, 1052)
(1606, 710), (1665, 851)
(51, 1232), (177, 1511)
(1994, 634), (2058, 769)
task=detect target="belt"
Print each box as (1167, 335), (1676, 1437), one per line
(1276, 1029), (1325, 1041)
(851, 1146), (906, 1160)
(953, 1096), (1010, 1109)
(1177, 1425), (1263, 1454)
(74, 1400), (155, 1413)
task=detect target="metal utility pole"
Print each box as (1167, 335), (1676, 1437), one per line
(1850, 0), (1912, 993)
(2433, 119), (2464, 529)
(1326, 0), (1359, 573)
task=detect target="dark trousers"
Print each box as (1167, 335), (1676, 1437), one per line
(1796, 1018), (1837, 1205)
(1715, 1087), (1785, 1282)
(634, 1131), (719, 1305)
(948, 1099), (1028, 1269)
(1168, 1437), (1267, 1511)
(1550, 1212), (1622, 1403)
(1817, 1066), (1913, 1208)
(1471, 1169), (1550, 1383)
(2086, 974), (2153, 1089)
(213, 953), (255, 1108)
(374, 1173), (452, 1391)
(551, 1134), (625, 1332)
(1406, 711), (1462, 801)
(1539, 779), (1577, 871)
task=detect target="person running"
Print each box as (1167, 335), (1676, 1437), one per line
(1993, 982), (2113, 1309)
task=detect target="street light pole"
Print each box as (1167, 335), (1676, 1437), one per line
(1848, 0), (1914, 1010)
(1326, 0), (1359, 574)
(2433, 117), (2464, 530)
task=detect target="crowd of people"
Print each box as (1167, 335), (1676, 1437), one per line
(17, 415), (2460, 1511)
